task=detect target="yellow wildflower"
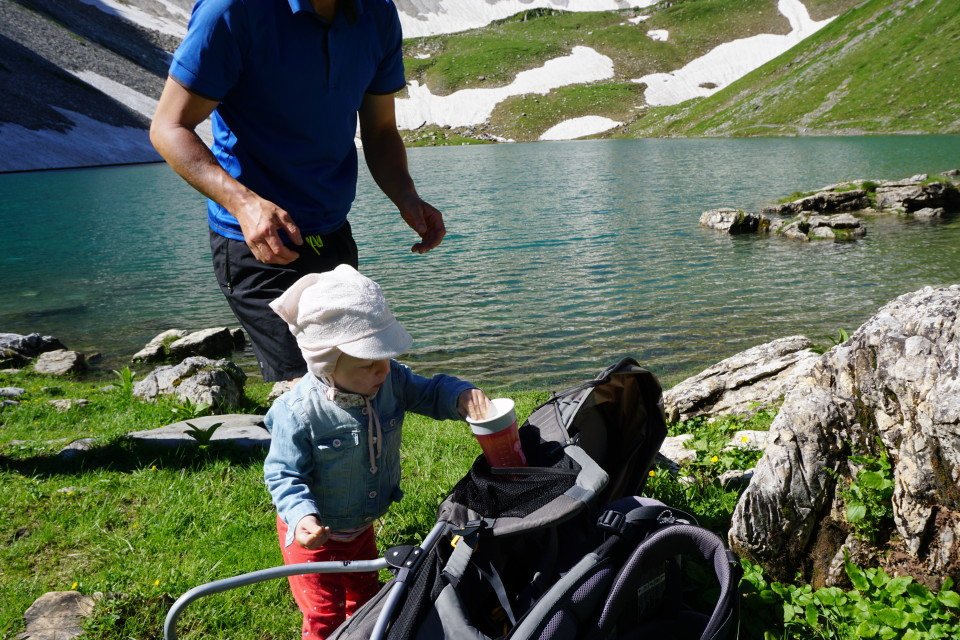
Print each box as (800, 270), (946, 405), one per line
(710, 455), (719, 463)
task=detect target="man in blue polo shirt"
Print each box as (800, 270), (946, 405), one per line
(151, 0), (444, 382)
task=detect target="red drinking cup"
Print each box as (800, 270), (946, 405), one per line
(467, 398), (528, 468)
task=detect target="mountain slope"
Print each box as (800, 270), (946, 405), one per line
(623, 0), (960, 136)
(0, 0), (951, 172)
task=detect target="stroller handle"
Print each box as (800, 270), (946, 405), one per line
(163, 521), (448, 640)
(163, 558), (389, 640)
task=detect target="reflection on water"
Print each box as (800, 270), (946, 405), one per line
(1, 137), (958, 389)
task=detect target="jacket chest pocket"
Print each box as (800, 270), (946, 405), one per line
(316, 430), (365, 480)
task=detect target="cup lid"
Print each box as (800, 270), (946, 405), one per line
(467, 398), (517, 435)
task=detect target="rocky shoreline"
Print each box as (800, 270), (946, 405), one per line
(700, 169), (960, 241)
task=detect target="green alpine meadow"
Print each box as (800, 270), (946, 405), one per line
(400, 0), (957, 144)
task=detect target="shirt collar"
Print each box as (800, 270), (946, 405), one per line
(286, 0), (362, 18)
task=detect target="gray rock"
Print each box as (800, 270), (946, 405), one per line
(728, 285), (960, 589)
(127, 414), (269, 448)
(133, 356), (247, 410)
(698, 208), (770, 234)
(0, 333), (66, 366)
(763, 189), (870, 216)
(33, 350), (87, 376)
(47, 399), (89, 412)
(131, 329), (189, 363)
(719, 468), (755, 490)
(59, 438), (98, 459)
(268, 380), (296, 403)
(875, 180), (960, 213)
(169, 327), (238, 361)
(914, 207), (947, 218)
(0, 387), (26, 398)
(658, 434), (698, 465)
(17, 591), (96, 640)
(663, 335), (820, 423)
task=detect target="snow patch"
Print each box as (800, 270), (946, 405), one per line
(397, 0), (658, 38)
(76, 0), (188, 38)
(629, 15), (650, 24)
(71, 70), (215, 146)
(396, 46), (614, 130)
(647, 29), (669, 42)
(0, 108), (160, 172)
(539, 116), (622, 141)
(633, 0), (833, 106)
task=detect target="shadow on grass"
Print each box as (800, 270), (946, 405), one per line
(0, 438), (267, 477)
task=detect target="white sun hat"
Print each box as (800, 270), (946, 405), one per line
(269, 265), (412, 376)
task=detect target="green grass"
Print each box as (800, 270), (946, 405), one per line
(397, 2), (818, 141)
(627, 0), (960, 137)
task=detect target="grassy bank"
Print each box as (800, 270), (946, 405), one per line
(2, 368), (958, 639)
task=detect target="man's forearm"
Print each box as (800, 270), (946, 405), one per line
(361, 127), (418, 206)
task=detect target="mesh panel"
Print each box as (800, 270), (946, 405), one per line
(446, 453), (581, 520)
(384, 550), (444, 640)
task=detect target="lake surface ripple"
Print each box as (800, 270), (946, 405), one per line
(1, 136), (958, 390)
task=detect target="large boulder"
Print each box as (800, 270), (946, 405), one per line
(874, 176), (960, 213)
(32, 349), (87, 376)
(728, 285), (960, 590)
(0, 333), (66, 366)
(663, 335), (820, 423)
(131, 329), (189, 363)
(763, 188), (871, 216)
(133, 356), (247, 410)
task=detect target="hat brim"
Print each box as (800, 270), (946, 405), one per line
(336, 321), (412, 361)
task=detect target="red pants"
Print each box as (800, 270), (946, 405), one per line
(277, 515), (380, 640)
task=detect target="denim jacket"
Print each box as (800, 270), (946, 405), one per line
(264, 360), (475, 546)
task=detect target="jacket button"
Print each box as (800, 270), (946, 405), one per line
(368, 491), (377, 499)
(332, 439), (341, 448)
(361, 408), (368, 415)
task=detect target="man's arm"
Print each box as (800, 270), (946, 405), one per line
(150, 76), (302, 264)
(358, 92), (445, 254)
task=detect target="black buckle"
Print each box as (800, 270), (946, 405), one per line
(597, 510), (627, 535)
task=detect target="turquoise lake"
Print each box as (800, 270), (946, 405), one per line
(1, 136), (958, 390)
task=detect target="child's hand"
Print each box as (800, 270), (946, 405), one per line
(458, 388), (492, 421)
(295, 514), (331, 549)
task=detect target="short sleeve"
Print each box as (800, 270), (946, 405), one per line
(169, 0), (246, 101)
(366, 1), (405, 95)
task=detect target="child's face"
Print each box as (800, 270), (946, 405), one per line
(331, 354), (391, 396)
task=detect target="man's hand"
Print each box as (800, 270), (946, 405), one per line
(295, 514), (331, 550)
(458, 388), (492, 421)
(234, 195), (303, 264)
(398, 193), (446, 254)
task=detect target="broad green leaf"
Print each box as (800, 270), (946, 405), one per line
(805, 602), (819, 626)
(856, 620), (880, 637)
(847, 502), (867, 522)
(937, 589), (960, 608)
(858, 470), (887, 489)
(846, 557), (870, 592)
(875, 606), (908, 628)
(886, 576), (911, 596)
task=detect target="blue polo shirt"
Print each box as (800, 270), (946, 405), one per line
(170, 0), (406, 240)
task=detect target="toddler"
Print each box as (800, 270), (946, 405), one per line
(263, 265), (490, 639)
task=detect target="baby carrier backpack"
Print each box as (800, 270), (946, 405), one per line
(328, 357), (741, 640)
